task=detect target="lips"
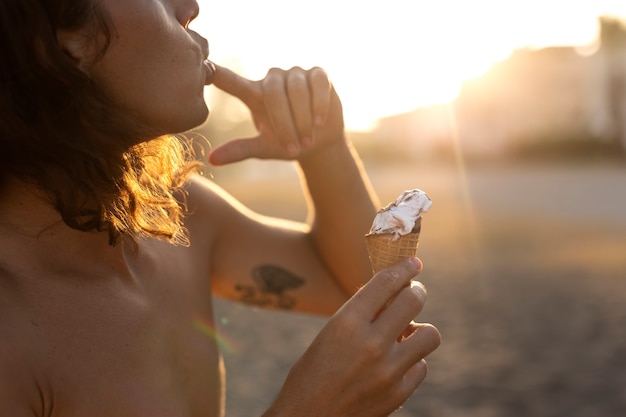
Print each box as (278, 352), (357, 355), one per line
(204, 59), (216, 85)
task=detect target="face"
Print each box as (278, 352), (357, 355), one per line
(87, 0), (214, 135)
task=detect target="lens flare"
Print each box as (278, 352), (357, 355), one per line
(193, 315), (237, 355)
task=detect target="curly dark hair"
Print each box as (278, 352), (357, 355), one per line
(0, 0), (204, 246)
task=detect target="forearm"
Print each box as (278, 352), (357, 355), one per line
(298, 137), (379, 295)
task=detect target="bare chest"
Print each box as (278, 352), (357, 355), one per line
(16, 244), (224, 417)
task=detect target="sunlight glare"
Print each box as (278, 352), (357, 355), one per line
(195, 0), (625, 131)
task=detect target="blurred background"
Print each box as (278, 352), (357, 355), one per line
(192, 2), (626, 416)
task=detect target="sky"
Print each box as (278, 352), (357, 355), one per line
(193, 0), (626, 131)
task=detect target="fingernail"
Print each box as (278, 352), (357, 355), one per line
(286, 143), (300, 156)
(409, 257), (422, 270)
(410, 280), (426, 293)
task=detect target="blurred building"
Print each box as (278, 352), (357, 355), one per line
(370, 16), (626, 159)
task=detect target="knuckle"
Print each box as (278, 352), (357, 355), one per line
(376, 269), (402, 293)
(262, 69), (286, 90)
(309, 66), (328, 78)
(369, 368), (408, 407)
(417, 324), (442, 352)
(375, 365), (397, 389)
(327, 311), (361, 338)
(389, 385), (411, 408)
(361, 338), (385, 361)
(286, 74), (307, 92)
(404, 285), (427, 310)
(266, 67), (284, 77)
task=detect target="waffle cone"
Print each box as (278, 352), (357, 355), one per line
(365, 231), (420, 274)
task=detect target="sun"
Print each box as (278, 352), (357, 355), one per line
(195, 0), (623, 132)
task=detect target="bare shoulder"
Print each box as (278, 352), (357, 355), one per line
(182, 174), (263, 243)
(0, 275), (43, 416)
(183, 173), (257, 220)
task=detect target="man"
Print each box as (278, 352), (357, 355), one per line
(0, 0), (441, 416)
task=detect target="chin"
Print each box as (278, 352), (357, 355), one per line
(166, 105), (210, 134)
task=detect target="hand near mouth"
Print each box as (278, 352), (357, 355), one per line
(207, 63), (345, 166)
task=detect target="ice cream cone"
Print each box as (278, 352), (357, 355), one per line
(365, 226), (420, 275)
(366, 189), (430, 275)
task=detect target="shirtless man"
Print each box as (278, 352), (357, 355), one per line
(0, 0), (441, 416)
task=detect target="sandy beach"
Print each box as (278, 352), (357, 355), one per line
(211, 160), (626, 417)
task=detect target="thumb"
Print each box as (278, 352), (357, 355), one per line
(208, 136), (265, 166)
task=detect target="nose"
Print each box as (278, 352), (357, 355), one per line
(177, 0), (200, 28)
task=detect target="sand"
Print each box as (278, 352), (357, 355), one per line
(212, 161), (626, 417)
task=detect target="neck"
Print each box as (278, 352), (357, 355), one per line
(0, 177), (133, 275)
(0, 177), (63, 235)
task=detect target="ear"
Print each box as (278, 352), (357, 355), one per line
(56, 30), (96, 72)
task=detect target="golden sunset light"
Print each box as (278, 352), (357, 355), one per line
(188, 4), (626, 416)
(195, 0), (625, 131)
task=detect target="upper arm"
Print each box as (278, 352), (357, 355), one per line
(184, 174), (348, 315)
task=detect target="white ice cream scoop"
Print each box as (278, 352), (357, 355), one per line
(368, 189), (432, 239)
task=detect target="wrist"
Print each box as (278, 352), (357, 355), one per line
(262, 394), (314, 417)
(297, 135), (352, 171)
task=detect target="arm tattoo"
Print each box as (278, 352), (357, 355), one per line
(235, 265), (305, 310)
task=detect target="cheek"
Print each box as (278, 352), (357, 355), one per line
(87, 30), (207, 131)
(97, 35), (200, 100)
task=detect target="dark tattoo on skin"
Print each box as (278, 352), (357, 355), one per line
(235, 265), (305, 310)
